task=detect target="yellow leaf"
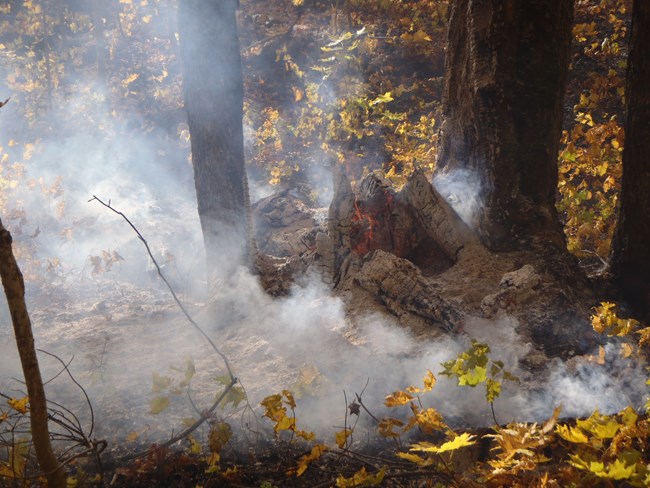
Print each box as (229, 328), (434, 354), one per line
(396, 452), (433, 466)
(282, 390), (296, 409)
(336, 467), (385, 487)
(149, 396), (170, 414)
(8, 397), (28, 414)
(410, 433), (476, 453)
(422, 370), (436, 391)
(412, 29), (432, 42)
(275, 415), (295, 432)
(121, 73), (140, 87)
(415, 408), (447, 433)
(291, 444), (327, 477)
(335, 428), (352, 448)
(384, 390), (413, 407)
(620, 342), (633, 358)
(296, 429), (315, 441)
(378, 417), (404, 438)
(556, 424), (588, 443)
(142, 15), (152, 23)
(369, 91), (394, 106)
(0, 463), (17, 478)
(619, 406), (638, 427)
(576, 410), (621, 439)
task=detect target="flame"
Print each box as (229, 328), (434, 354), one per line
(351, 200), (378, 256)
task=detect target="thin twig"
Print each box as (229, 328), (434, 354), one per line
(38, 349), (95, 438)
(354, 393), (381, 425)
(89, 195), (235, 381)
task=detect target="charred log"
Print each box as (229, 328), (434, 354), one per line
(356, 250), (462, 332)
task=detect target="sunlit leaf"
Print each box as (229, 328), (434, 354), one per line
(283, 390), (296, 409)
(384, 390), (413, 407)
(378, 417), (404, 438)
(576, 410), (621, 439)
(556, 424), (589, 443)
(422, 369), (436, 392)
(569, 454), (637, 480)
(410, 433), (476, 453)
(336, 466), (385, 487)
(335, 428), (352, 448)
(396, 452), (433, 466)
(291, 444), (327, 477)
(275, 415), (295, 432)
(7, 397), (28, 414)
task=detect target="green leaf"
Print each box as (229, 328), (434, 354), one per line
(459, 366), (487, 387)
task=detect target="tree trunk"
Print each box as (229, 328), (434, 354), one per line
(178, 0), (248, 284)
(611, 0), (650, 320)
(0, 220), (66, 488)
(437, 0), (574, 251)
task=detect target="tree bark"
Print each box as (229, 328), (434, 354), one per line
(611, 0), (650, 319)
(437, 0), (574, 250)
(178, 0), (248, 284)
(0, 220), (65, 488)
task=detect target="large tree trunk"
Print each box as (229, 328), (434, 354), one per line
(436, 0), (574, 251)
(178, 0), (248, 284)
(611, 0), (650, 320)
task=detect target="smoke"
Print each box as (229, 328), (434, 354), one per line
(433, 168), (483, 228)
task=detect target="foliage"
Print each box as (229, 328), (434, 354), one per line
(557, 0), (631, 260)
(440, 340), (518, 403)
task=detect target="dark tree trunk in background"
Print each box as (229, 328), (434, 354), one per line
(437, 0), (574, 251)
(611, 0), (650, 320)
(178, 0), (248, 284)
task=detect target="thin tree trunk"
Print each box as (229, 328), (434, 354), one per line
(178, 0), (249, 285)
(0, 220), (65, 488)
(610, 0), (650, 319)
(437, 0), (574, 251)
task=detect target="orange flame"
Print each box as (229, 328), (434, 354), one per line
(351, 200), (378, 256)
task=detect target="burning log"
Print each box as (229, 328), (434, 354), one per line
(318, 169), (478, 285)
(311, 169), (482, 331)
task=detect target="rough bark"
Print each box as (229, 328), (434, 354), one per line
(437, 0), (574, 250)
(0, 220), (65, 488)
(178, 0), (248, 283)
(611, 0), (650, 319)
